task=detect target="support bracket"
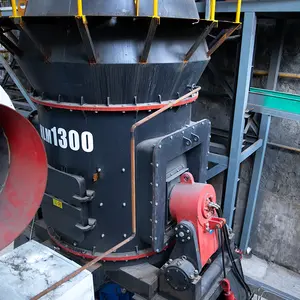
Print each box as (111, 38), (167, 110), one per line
(76, 16), (97, 64)
(140, 17), (160, 63)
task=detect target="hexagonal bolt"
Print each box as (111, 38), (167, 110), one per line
(180, 225), (183, 229)
(187, 236), (191, 240)
(181, 239), (185, 243)
(189, 274), (195, 280)
(175, 227), (178, 231)
(194, 270), (199, 276)
(179, 231), (185, 238)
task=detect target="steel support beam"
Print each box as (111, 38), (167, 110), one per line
(205, 0), (211, 20)
(208, 138), (262, 180)
(0, 55), (36, 110)
(223, 12), (257, 226)
(240, 20), (286, 251)
(197, 1), (300, 13)
(240, 139), (263, 163)
(248, 91), (300, 121)
(207, 164), (228, 181)
(208, 153), (228, 165)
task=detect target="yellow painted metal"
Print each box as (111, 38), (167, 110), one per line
(135, 0), (140, 16)
(11, 0), (18, 17)
(235, 0), (242, 23)
(77, 0), (83, 17)
(18, 0), (28, 17)
(210, 0), (216, 21)
(153, 0), (159, 18)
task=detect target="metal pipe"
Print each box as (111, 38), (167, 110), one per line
(254, 69), (300, 80)
(32, 88), (200, 300)
(153, 0), (158, 18)
(77, 0), (83, 17)
(11, 0), (17, 17)
(267, 141), (300, 153)
(210, 0), (216, 21)
(235, 0), (242, 23)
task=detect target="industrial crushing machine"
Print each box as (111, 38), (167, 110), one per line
(0, 0), (252, 299)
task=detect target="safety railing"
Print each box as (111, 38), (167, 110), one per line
(10, 0), (27, 18)
(77, 0), (83, 18)
(134, 0), (159, 18)
(208, 0), (242, 23)
(9, 0), (241, 22)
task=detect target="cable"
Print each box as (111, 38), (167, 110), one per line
(222, 225), (253, 299)
(212, 204), (253, 299)
(219, 228), (227, 279)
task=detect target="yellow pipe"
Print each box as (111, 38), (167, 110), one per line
(235, 0), (242, 23)
(153, 0), (158, 18)
(77, 0), (83, 17)
(11, 0), (18, 17)
(210, 0), (216, 21)
(254, 69), (300, 80)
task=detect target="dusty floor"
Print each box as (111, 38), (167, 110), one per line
(242, 255), (300, 300)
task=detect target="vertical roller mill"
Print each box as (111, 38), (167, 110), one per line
(0, 1), (251, 299)
(17, 0), (211, 258)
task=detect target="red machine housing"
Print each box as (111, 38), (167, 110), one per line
(170, 172), (225, 267)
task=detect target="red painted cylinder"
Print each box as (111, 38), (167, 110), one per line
(170, 172), (223, 267)
(0, 104), (47, 250)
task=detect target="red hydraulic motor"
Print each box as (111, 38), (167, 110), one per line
(170, 172), (225, 267)
(159, 172), (228, 296)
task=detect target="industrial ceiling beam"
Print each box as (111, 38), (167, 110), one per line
(197, 1), (300, 13)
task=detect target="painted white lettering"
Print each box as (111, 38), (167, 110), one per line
(81, 131), (94, 153)
(44, 128), (52, 144)
(58, 128), (68, 149)
(40, 124), (45, 140)
(51, 126), (58, 146)
(68, 130), (80, 151)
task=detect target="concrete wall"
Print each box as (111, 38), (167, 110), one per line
(192, 19), (300, 273)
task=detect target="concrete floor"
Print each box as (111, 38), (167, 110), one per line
(242, 255), (300, 300)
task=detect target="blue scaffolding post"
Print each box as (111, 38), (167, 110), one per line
(239, 20), (286, 251)
(222, 12), (257, 226)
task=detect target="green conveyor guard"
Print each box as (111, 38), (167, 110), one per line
(250, 87), (300, 114)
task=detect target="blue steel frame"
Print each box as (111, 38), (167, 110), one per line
(222, 12), (257, 227)
(199, 2), (295, 251)
(239, 19), (286, 250)
(197, 1), (300, 13)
